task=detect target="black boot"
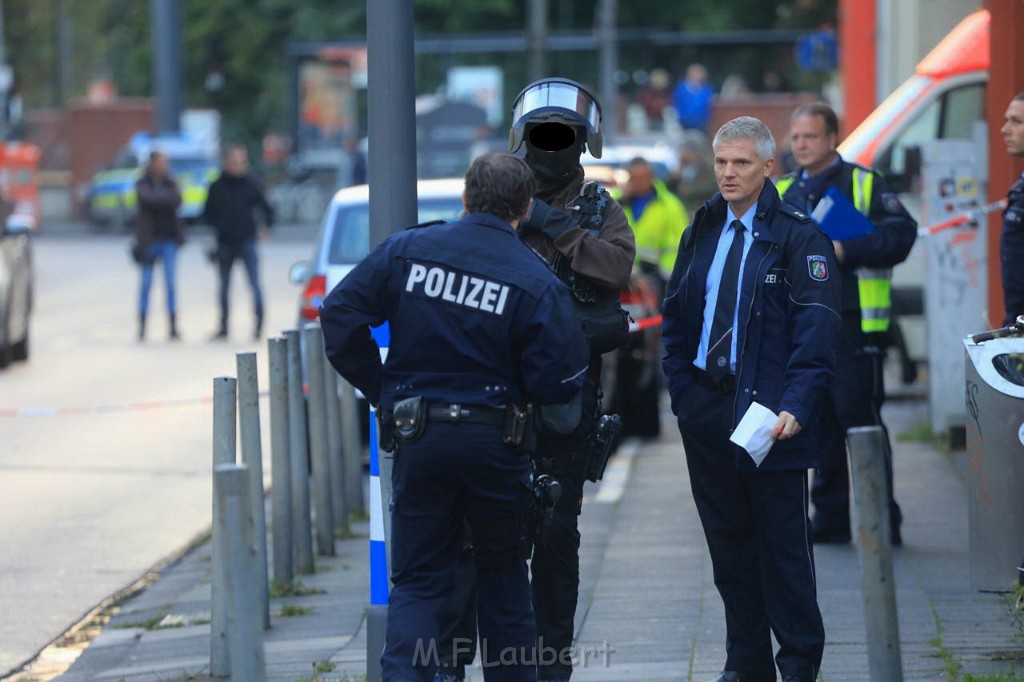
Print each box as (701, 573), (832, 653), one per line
(138, 312), (146, 341)
(169, 313), (181, 341)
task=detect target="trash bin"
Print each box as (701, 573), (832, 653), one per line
(963, 335), (1024, 591)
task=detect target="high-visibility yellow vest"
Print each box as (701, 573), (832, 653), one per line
(776, 168), (892, 333)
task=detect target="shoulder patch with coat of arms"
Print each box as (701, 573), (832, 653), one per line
(807, 255), (829, 281)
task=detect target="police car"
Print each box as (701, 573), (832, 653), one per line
(85, 132), (219, 230)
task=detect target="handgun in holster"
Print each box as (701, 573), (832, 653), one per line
(530, 473), (562, 554)
(585, 413), (623, 482)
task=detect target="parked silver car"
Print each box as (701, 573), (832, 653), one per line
(0, 211), (34, 369)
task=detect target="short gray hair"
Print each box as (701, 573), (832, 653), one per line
(712, 116), (775, 162)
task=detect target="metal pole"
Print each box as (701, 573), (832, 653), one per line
(236, 352), (271, 629)
(214, 464), (267, 682)
(340, 378), (364, 517)
(268, 337), (293, 586)
(150, 0), (183, 134)
(303, 324), (336, 556)
(597, 0), (619, 144)
(210, 376), (236, 678)
(284, 328), (315, 574)
(848, 426), (903, 682)
(367, 0), (418, 246)
(528, 0), (549, 81)
(322, 337), (348, 532)
(367, 0), (417, 674)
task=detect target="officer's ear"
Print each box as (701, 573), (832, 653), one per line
(462, 190), (469, 213)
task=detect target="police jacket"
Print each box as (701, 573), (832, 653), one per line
(319, 213), (590, 412)
(202, 173), (275, 247)
(777, 155), (916, 336)
(662, 181), (842, 470)
(134, 172), (185, 249)
(1001, 172), (1024, 326)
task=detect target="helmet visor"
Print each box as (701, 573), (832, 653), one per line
(511, 81), (601, 137)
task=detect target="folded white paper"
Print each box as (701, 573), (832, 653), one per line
(729, 401), (779, 467)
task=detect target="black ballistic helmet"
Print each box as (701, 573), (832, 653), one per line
(508, 78), (603, 158)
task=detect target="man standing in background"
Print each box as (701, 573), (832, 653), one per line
(202, 144), (275, 341)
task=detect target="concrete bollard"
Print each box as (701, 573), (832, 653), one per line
(284, 328), (315, 575)
(339, 378), (365, 517)
(322, 340), (348, 532)
(267, 337), (293, 586)
(214, 464), (267, 682)
(211, 376), (236, 678)
(236, 351), (271, 629)
(848, 425), (903, 682)
(302, 324), (336, 557)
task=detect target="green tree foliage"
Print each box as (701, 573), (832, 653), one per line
(2, 0), (835, 146)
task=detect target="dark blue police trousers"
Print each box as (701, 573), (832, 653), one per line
(384, 422), (537, 682)
(678, 381), (825, 681)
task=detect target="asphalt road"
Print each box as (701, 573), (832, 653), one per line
(0, 222), (316, 676)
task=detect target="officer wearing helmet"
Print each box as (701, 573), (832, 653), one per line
(511, 77), (635, 682)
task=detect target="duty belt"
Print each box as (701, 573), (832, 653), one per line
(426, 403), (507, 426)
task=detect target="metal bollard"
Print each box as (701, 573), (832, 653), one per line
(236, 352), (271, 629)
(267, 337), (293, 586)
(303, 324), (336, 557)
(339, 378), (365, 516)
(322, 340), (348, 532)
(211, 376), (236, 678)
(848, 425), (903, 682)
(284, 328), (315, 574)
(214, 464), (267, 682)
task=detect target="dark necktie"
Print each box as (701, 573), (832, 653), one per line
(706, 219), (745, 383)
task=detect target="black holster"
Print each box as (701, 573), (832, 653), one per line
(503, 403), (537, 453)
(585, 413), (623, 482)
(393, 396), (427, 442)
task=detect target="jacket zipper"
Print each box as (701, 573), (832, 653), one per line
(733, 242), (775, 422)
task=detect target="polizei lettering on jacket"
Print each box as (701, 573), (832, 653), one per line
(405, 262), (510, 315)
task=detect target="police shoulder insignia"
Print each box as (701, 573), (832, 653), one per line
(881, 192), (903, 214)
(780, 204), (810, 222)
(807, 255), (829, 281)
(405, 219), (446, 230)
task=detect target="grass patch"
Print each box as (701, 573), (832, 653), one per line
(279, 603), (311, 617)
(295, 660), (368, 682)
(269, 579), (326, 598)
(897, 421), (935, 443)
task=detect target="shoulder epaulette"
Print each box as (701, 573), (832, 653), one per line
(404, 219), (446, 230)
(779, 203), (811, 223)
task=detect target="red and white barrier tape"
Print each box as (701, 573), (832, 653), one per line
(918, 199), (1007, 237)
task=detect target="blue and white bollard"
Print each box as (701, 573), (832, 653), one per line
(367, 323), (390, 682)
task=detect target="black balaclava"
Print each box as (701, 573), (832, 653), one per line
(524, 122), (586, 200)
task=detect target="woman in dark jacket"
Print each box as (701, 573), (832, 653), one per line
(134, 150), (186, 340)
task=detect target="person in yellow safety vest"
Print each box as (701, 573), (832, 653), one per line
(777, 101), (917, 547)
(614, 156), (689, 298)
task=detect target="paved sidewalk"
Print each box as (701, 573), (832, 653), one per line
(8, 398), (1024, 681)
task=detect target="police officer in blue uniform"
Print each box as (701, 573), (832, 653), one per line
(662, 117), (841, 682)
(320, 152), (589, 682)
(1000, 92), (1024, 326)
(777, 102), (917, 545)
(509, 78), (635, 682)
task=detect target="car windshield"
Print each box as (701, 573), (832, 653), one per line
(328, 196), (464, 264)
(169, 157), (215, 176)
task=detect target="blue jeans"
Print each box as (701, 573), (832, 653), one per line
(139, 239), (179, 316)
(217, 239), (264, 331)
